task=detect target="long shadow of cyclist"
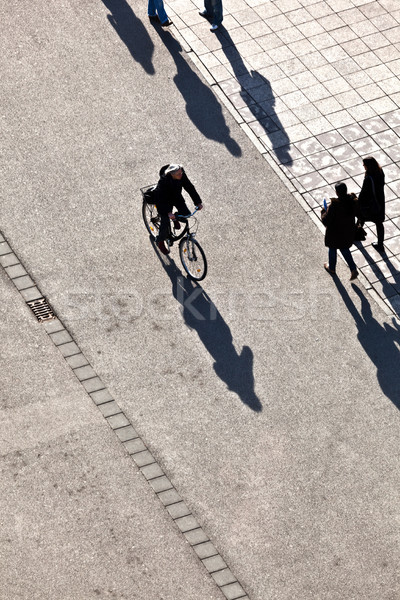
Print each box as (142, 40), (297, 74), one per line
(333, 277), (400, 410)
(101, 0), (155, 75)
(152, 244), (262, 411)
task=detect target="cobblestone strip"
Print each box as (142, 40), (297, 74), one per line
(0, 230), (250, 600)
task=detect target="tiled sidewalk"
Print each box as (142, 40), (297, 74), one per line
(167, 0), (400, 316)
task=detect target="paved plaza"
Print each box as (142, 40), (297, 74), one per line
(1, 2), (399, 599)
(168, 0), (400, 315)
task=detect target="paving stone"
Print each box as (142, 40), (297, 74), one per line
(212, 568), (237, 587)
(145, 463), (168, 486)
(5, 264), (27, 279)
(0, 242), (12, 255)
(175, 515), (199, 533)
(124, 438), (147, 454)
(114, 425), (139, 442)
(220, 582), (247, 600)
(107, 413), (131, 430)
(193, 541), (218, 560)
(14, 275), (34, 290)
(89, 388), (113, 405)
(157, 488), (182, 506)
(65, 353), (89, 369)
(19, 287), (43, 302)
(57, 341), (81, 358)
(0, 252), (19, 267)
(81, 377), (105, 393)
(184, 528), (209, 546)
(166, 501), (191, 519)
(50, 330), (73, 346)
(73, 365), (97, 381)
(97, 401), (121, 418)
(131, 450), (155, 467)
(202, 555), (228, 573)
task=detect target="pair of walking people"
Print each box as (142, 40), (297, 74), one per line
(322, 156), (386, 280)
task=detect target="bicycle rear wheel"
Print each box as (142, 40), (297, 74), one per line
(142, 200), (160, 239)
(179, 237), (207, 281)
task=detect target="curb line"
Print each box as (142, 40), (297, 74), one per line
(0, 229), (250, 600)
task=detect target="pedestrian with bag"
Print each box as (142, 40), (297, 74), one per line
(321, 182), (359, 281)
(357, 156), (385, 253)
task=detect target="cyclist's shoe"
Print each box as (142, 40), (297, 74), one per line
(157, 240), (170, 255)
(173, 219), (181, 230)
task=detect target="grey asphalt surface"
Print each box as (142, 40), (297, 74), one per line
(1, 2), (399, 600)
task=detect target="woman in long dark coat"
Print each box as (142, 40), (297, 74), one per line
(358, 156), (385, 252)
(321, 182), (359, 280)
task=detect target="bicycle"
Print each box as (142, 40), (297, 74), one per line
(141, 185), (208, 281)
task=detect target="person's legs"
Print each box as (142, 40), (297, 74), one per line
(328, 248), (337, 272)
(151, 0), (168, 23)
(148, 0), (156, 16)
(210, 0), (223, 25)
(375, 221), (385, 249)
(158, 214), (170, 242)
(202, 0), (213, 17)
(340, 248), (357, 271)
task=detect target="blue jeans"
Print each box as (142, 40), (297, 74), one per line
(148, 0), (168, 23)
(204, 0), (223, 25)
(329, 248), (357, 272)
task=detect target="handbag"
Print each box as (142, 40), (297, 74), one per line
(354, 223), (367, 241)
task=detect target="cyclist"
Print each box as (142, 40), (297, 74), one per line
(155, 164), (203, 255)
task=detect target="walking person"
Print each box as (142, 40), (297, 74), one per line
(321, 182), (359, 280)
(155, 164), (203, 255)
(199, 0), (223, 31)
(357, 156), (385, 253)
(148, 0), (172, 26)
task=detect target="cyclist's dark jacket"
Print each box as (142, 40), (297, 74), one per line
(155, 164), (202, 216)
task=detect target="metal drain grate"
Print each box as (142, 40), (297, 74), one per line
(27, 297), (56, 322)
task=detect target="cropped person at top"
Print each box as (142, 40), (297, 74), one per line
(321, 182), (359, 281)
(357, 156), (386, 253)
(155, 164), (203, 255)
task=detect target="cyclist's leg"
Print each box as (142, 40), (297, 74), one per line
(157, 214), (170, 241)
(174, 197), (191, 222)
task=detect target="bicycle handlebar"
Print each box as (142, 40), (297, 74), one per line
(175, 206), (201, 218)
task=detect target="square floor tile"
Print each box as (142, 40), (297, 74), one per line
(330, 143), (359, 161)
(295, 137), (325, 156)
(307, 150), (337, 169)
(338, 123), (366, 141)
(317, 130), (347, 148)
(357, 82), (385, 102)
(326, 110), (354, 128)
(371, 130), (400, 148)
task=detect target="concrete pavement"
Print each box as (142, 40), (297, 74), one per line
(1, 1), (399, 600)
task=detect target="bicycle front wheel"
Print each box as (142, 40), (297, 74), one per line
(142, 200), (160, 239)
(179, 237), (207, 281)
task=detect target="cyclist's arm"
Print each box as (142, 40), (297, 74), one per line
(181, 171), (202, 207)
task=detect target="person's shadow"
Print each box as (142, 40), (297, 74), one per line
(101, 0), (155, 75)
(153, 27), (241, 157)
(215, 28), (292, 166)
(354, 241), (400, 317)
(152, 244), (261, 411)
(333, 277), (400, 410)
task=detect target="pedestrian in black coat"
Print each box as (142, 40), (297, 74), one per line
(155, 164), (203, 255)
(358, 156), (385, 252)
(321, 182), (359, 280)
